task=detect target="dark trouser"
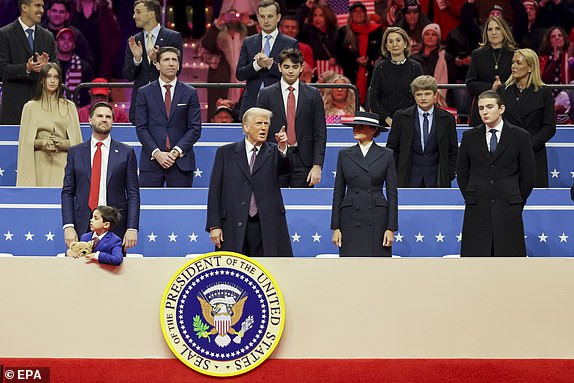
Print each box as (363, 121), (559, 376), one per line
(279, 148), (312, 188)
(139, 164), (193, 187)
(243, 214), (264, 257)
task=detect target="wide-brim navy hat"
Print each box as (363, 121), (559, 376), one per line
(342, 111), (388, 132)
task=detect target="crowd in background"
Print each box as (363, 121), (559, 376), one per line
(1, 0), (574, 124)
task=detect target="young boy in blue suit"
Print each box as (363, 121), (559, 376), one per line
(67, 206), (124, 266)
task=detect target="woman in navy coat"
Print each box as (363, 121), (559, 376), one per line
(331, 112), (398, 257)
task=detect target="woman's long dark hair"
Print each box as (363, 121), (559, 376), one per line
(33, 62), (65, 101)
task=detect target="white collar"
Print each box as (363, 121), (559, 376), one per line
(159, 77), (177, 89)
(280, 78), (299, 93)
(18, 17), (36, 31)
(486, 118), (504, 133)
(262, 29), (279, 40)
(90, 134), (112, 148)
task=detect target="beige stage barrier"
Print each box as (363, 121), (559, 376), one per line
(1, 257), (574, 358)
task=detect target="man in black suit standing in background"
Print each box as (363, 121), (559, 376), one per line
(256, 48), (326, 187)
(123, 0), (182, 124)
(457, 90), (535, 257)
(235, 0), (298, 120)
(0, 0), (56, 124)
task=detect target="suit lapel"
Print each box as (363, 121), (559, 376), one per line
(347, 144), (370, 172)
(234, 141), (251, 180)
(365, 142), (384, 166)
(13, 21), (33, 56)
(151, 81), (167, 119)
(412, 111), (423, 153)
(270, 33), (283, 56)
(169, 81), (184, 120)
(106, 139), (119, 185)
(81, 140), (92, 183)
(505, 87), (524, 126)
(252, 142), (271, 175)
(275, 84), (287, 121)
(477, 125), (491, 160)
(435, 110), (447, 143)
(94, 232), (110, 251)
(491, 122), (516, 162)
(295, 83), (304, 120)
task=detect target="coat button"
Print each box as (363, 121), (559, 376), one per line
(491, 199), (495, 203)
(241, 202), (246, 207)
(490, 180), (494, 184)
(238, 222), (243, 227)
(490, 165), (495, 168)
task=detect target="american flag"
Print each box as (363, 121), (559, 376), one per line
(328, 0), (376, 26)
(316, 60), (344, 76)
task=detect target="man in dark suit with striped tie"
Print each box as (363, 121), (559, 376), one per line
(0, 0), (56, 124)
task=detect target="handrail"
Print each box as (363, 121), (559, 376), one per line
(72, 81), (362, 110)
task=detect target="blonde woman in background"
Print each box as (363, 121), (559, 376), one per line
(17, 63), (82, 186)
(323, 74), (357, 117)
(498, 48), (555, 187)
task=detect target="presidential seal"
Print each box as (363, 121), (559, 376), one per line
(160, 251), (285, 377)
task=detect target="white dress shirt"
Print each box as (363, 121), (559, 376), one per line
(359, 140), (374, 157)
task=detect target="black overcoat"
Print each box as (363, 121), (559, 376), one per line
(498, 84), (556, 187)
(206, 140), (293, 257)
(456, 122), (536, 257)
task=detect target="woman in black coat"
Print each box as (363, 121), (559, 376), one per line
(368, 26), (423, 127)
(466, 16), (516, 126)
(498, 48), (555, 187)
(331, 112), (398, 257)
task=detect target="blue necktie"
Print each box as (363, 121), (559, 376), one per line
(260, 35), (272, 89)
(422, 112), (429, 151)
(489, 129), (498, 155)
(263, 34), (271, 56)
(26, 28), (34, 50)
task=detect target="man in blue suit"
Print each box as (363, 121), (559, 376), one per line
(123, 0), (183, 124)
(62, 102), (140, 252)
(136, 46), (202, 187)
(257, 48), (326, 187)
(236, 0), (298, 120)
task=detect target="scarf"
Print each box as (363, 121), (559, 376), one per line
(350, 21), (380, 105)
(434, 49), (448, 106)
(217, 28), (246, 104)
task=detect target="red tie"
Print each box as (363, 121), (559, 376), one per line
(164, 84), (172, 150)
(88, 142), (103, 211)
(287, 86), (296, 146)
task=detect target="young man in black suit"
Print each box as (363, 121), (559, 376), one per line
(235, 0), (298, 120)
(457, 90), (536, 257)
(387, 75), (458, 188)
(0, 0), (56, 124)
(123, 0), (183, 123)
(256, 48), (326, 187)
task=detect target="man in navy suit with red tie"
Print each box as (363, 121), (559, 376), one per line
(135, 46), (202, 187)
(62, 102), (140, 252)
(123, 0), (183, 124)
(235, 0), (298, 120)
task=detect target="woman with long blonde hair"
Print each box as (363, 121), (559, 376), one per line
(17, 63), (82, 186)
(466, 16), (516, 126)
(499, 48), (555, 187)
